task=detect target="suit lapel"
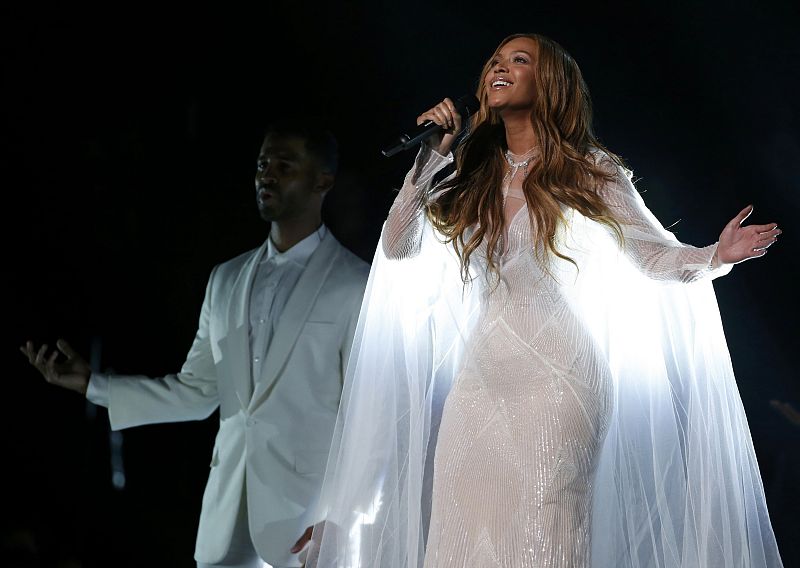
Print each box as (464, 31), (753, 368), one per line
(227, 241), (268, 409)
(248, 232), (339, 411)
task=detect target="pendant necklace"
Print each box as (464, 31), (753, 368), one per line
(502, 146), (537, 199)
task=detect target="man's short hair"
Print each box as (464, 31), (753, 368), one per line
(263, 119), (339, 175)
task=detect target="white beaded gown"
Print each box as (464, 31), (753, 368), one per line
(381, 146), (729, 568)
(308, 144), (782, 568)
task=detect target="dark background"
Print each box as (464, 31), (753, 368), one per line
(4, 1), (798, 566)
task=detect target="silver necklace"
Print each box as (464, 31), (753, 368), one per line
(504, 148), (536, 169)
(502, 147), (537, 198)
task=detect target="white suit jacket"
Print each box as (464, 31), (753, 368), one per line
(98, 231), (369, 566)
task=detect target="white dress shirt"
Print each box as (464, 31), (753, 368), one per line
(247, 225), (327, 388)
(86, 225), (328, 406)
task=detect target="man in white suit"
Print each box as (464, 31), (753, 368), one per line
(21, 122), (370, 568)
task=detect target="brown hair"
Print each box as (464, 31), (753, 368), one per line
(427, 33), (623, 283)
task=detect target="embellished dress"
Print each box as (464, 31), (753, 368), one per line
(308, 144), (782, 568)
(382, 146), (727, 568)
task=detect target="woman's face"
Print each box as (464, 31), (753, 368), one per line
(484, 37), (538, 113)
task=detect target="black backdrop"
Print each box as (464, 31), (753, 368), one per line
(5, 1), (799, 566)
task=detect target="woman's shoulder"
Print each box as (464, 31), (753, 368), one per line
(587, 146), (633, 181)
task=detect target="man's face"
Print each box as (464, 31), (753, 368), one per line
(254, 134), (326, 223)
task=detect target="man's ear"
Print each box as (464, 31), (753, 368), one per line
(315, 171), (335, 195)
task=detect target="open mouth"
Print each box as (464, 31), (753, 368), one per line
(257, 189), (275, 203)
(491, 79), (512, 89)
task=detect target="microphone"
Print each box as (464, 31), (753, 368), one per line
(381, 94), (481, 157)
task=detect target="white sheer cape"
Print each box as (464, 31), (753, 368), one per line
(307, 172), (783, 567)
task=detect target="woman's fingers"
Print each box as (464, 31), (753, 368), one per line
(441, 98), (463, 130)
(444, 98), (462, 131)
(719, 206), (780, 264)
(433, 106), (450, 128)
(754, 237), (778, 251)
(755, 229), (780, 244)
(747, 224), (780, 251)
(416, 110), (446, 127)
(748, 223), (779, 234)
(416, 111), (435, 126)
(434, 101), (453, 128)
(417, 103), (451, 127)
(730, 205), (754, 228)
(415, 98), (465, 155)
(433, 104), (454, 129)
(416, 99), (462, 131)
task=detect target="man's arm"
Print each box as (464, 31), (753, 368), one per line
(21, 266), (221, 430)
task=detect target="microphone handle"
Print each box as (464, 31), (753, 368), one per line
(381, 94), (480, 157)
(390, 120), (441, 156)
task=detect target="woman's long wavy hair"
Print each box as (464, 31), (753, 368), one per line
(427, 33), (624, 283)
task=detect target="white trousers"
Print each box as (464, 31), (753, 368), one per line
(196, 487), (285, 568)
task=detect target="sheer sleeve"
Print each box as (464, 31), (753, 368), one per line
(382, 144), (454, 259)
(596, 154), (733, 283)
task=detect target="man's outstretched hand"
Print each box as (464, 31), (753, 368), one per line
(20, 339), (91, 395)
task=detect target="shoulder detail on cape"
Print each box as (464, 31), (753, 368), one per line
(588, 147), (634, 182)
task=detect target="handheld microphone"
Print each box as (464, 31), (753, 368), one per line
(381, 94), (480, 157)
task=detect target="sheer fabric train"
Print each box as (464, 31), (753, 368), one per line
(308, 148), (783, 567)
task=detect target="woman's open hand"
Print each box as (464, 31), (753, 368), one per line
(717, 205), (780, 265)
